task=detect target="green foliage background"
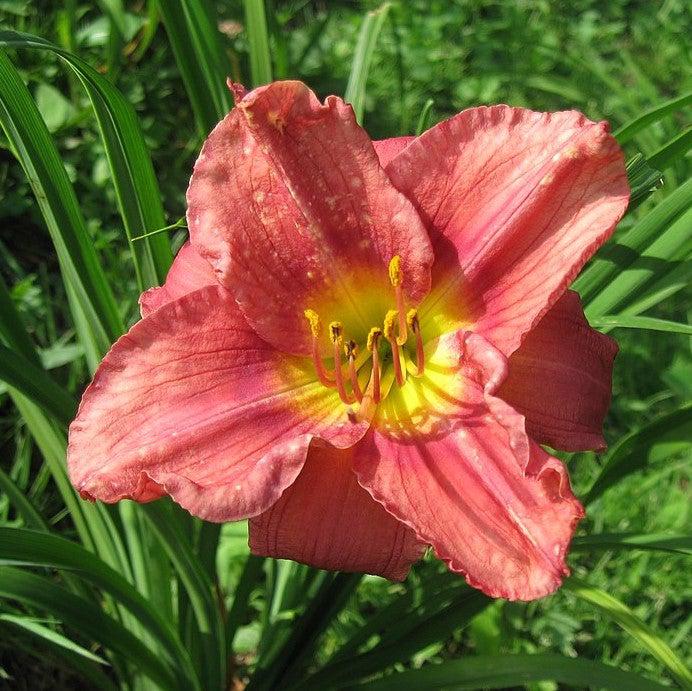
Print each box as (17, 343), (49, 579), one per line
(0, 1), (689, 689)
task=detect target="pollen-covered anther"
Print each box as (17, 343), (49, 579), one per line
(388, 255), (408, 344)
(329, 321), (343, 344)
(330, 322), (354, 405)
(384, 310), (405, 387)
(345, 340), (363, 403)
(407, 308), (425, 376)
(304, 309), (335, 388)
(366, 327), (382, 404)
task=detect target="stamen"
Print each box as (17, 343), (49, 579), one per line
(366, 327), (382, 403)
(345, 340), (363, 402)
(384, 310), (405, 387)
(330, 322), (354, 404)
(388, 255), (408, 344)
(407, 308), (425, 376)
(304, 309), (335, 387)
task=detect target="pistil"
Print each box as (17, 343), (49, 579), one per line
(388, 256), (408, 345)
(407, 308), (425, 376)
(329, 322), (355, 404)
(304, 309), (335, 388)
(383, 310), (405, 387)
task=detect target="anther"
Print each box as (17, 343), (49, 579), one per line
(330, 322), (354, 404)
(388, 255), (408, 344)
(366, 327), (382, 403)
(304, 309), (335, 388)
(384, 310), (405, 387)
(345, 340), (363, 402)
(407, 308), (425, 376)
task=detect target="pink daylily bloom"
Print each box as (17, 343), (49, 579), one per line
(67, 80), (629, 600)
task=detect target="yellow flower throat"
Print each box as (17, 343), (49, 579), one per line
(304, 256), (425, 411)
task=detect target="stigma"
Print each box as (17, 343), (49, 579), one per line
(304, 255), (426, 409)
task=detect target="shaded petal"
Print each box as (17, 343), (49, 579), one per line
(498, 290), (617, 452)
(187, 81), (433, 355)
(249, 441), (425, 580)
(385, 106), (629, 355)
(353, 330), (584, 601)
(139, 242), (217, 318)
(68, 286), (368, 522)
(373, 136), (415, 167)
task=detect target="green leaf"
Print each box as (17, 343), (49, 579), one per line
(585, 403), (691, 504)
(155, 0), (231, 137)
(0, 466), (48, 531)
(0, 30), (173, 290)
(625, 152), (663, 206)
(0, 527), (200, 690)
(0, 566), (179, 689)
(563, 579), (692, 687)
(647, 126), (692, 172)
(590, 314), (692, 335)
(299, 586), (489, 689)
(348, 652), (668, 690)
(615, 91), (692, 144)
(585, 206), (692, 318)
(1, 615), (119, 691)
(572, 533), (692, 556)
(0, 278), (131, 575)
(0, 343), (77, 426)
(0, 50), (122, 369)
(344, 3), (391, 124)
(243, 0), (273, 86)
(572, 177), (691, 303)
(142, 502), (224, 691)
(415, 98), (435, 136)
(0, 614), (108, 665)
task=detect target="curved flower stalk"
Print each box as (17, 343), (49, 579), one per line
(68, 80), (629, 601)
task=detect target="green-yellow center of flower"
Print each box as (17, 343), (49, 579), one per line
(304, 256), (425, 412)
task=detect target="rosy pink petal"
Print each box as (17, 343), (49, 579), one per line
(249, 441), (425, 580)
(353, 330), (584, 601)
(187, 81), (433, 356)
(68, 285), (368, 522)
(498, 290), (617, 452)
(139, 241), (217, 318)
(384, 106), (629, 356)
(372, 136), (415, 167)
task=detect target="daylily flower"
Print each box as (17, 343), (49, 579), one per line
(68, 80), (629, 600)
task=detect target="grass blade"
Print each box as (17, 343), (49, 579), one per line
(590, 315), (692, 335)
(0, 467), (48, 531)
(0, 343), (77, 426)
(1, 616), (119, 691)
(297, 586), (489, 690)
(0, 526), (200, 690)
(647, 126), (692, 172)
(156, 0), (231, 136)
(351, 653), (668, 690)
(0, 566), (178, 690)
(585, 206), (692, 318)
(243, 0), (273, 86)
(0, 30), (173, 290)
(142, 502), (224, 691)
(572, 533), (692, 555)
(615, 91), (692, 144)
(563, 579), (692, 687)
(415, 98), (435, 135)
(344, 3), (391, 123)
(573, 178), (692, 303)
(585, 403), (691, 504)
(0, 50), (122, 368)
